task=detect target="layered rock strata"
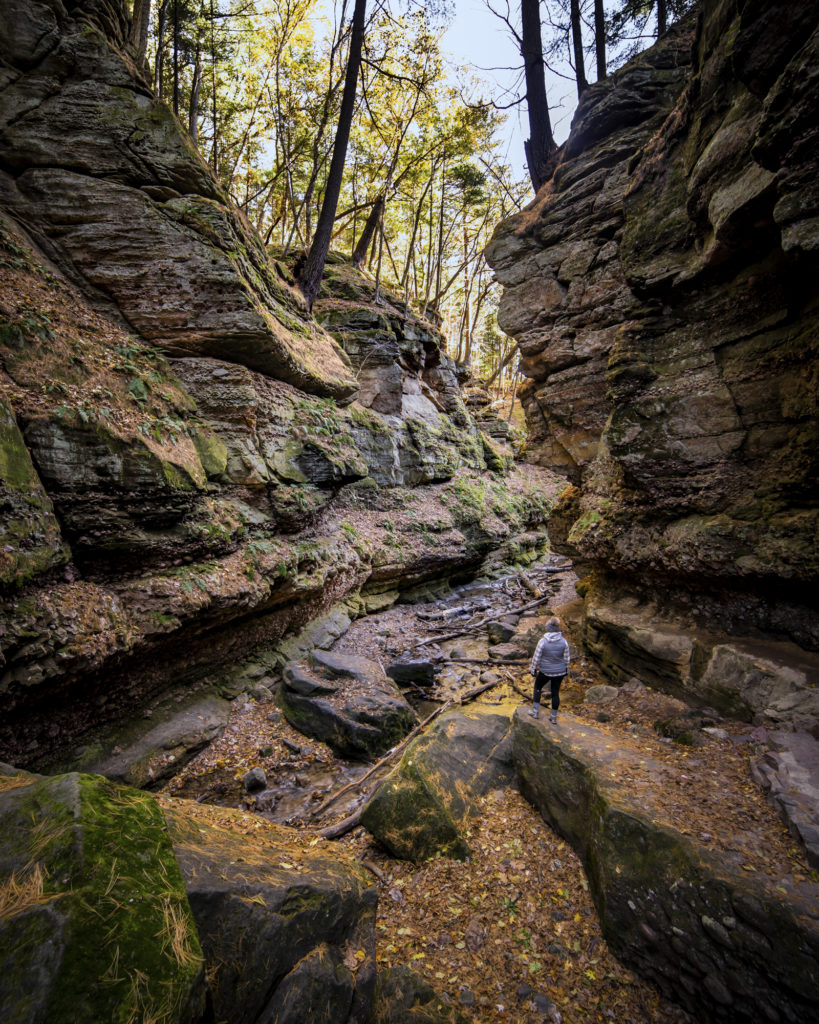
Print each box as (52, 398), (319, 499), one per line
(486, 1), (819, 727)
(0, 0), (355, 400)
(0, 1), (561, 772)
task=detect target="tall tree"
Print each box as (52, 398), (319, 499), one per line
(594, 0), (607, 80)
(569, 0), (588, 98)
(131, 0), (152, 68)
(520, 0), (555, 192)
(657, 0), (668, 35)
(298, 0), (367, 309)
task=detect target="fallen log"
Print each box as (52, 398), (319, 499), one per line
(446, 657), (529, 665)
(406, 594), (553, 652)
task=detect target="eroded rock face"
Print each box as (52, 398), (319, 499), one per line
(486, 2), (819, 711)
(512, 710), (819, 1022)
(0, 0), (356, 400)
(0, 79), (558, 772)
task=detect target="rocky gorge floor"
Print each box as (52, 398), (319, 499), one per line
(162, 566), (814, 1023)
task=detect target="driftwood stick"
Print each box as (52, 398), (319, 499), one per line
(319, 809), (362, 839)
(407, 594), (553, 652)
(360, 858), (387, 882)
(309, 700), (456, 820)
(446, 657), (529, 665)
(314, 679), (501, 834)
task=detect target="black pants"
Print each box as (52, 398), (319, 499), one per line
(533, 672), (564, 711)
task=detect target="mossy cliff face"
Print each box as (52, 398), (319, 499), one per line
(486, 1), (819, 716)
(0, 4), (563, 771)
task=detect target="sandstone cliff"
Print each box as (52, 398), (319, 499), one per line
(487, 0), (819, 732)
(0, 0), (560, 771)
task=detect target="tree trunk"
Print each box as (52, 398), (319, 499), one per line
(154, 0), (170, 97)
(594, 0), (607, 80)
(657, 0), (668, 35)
(130, 0), (151, 70)
(374, 207), (384, 302)
(209, 0), (218, 174)
(189, 45), (202, 142)
(352, 194), (384, 269)
(570, 0), (588, 98)
(172, 0), (180, 118)
(521, 0), (555, 192)
(298, 0), (367, 309)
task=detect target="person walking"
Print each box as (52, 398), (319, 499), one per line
(529, 617), (570, 723)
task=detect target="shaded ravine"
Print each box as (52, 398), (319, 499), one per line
(158, 562), (813, 1023)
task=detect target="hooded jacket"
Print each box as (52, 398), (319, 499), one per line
(530, 631), (570, 677)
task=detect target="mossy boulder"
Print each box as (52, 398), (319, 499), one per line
(0, 766), (207, 1024)
(280, 652), (417, 760)
(0, 399), (68, 587)
(360, 706), (516, 863)
(163, 799), (377, 1024)
(512, 710), (819, 1022)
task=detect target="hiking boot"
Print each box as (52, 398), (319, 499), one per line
(550, 711), (557, 724)
(529, 706), (540, 719)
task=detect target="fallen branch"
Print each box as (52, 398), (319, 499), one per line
(313, 678), (502, 833)
(407, 594), (553, 652)
(446, 657), (529, 665)
(310, 700), (456, 821)
(519, 571), (541, 599)
(360, 858), (387, 882)
(319, 809), (362, 839)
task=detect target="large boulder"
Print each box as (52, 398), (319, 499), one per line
(0, 765), (207, 1024)
(584, 600), (819, 734)
(360, 705), (516, 862)
(512, 710), (819, 1022)
(162, 798), (377, 1024)
(280, 651), (418, 760)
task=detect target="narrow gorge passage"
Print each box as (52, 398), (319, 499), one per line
(1, 1), (818, 1022)
(158, 563), (808, 1024)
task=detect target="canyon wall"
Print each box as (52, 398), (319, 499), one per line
(0, 0), (560, 770)
(487, 0), (819, 731)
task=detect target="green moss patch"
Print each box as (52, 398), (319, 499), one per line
(0, 771), (206, 1023)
